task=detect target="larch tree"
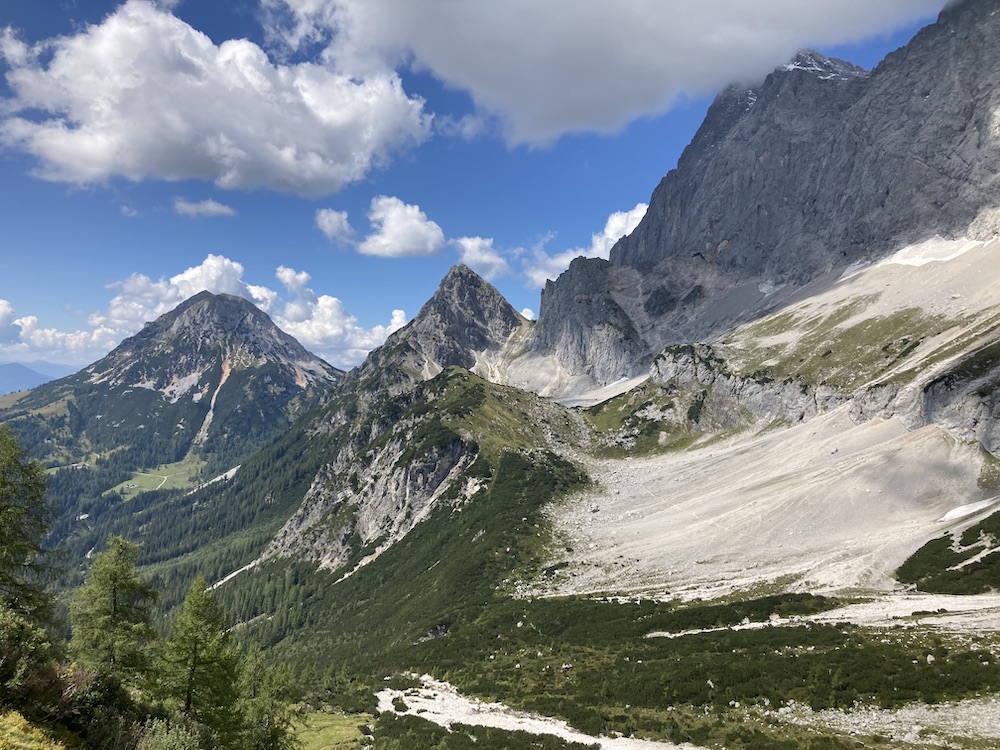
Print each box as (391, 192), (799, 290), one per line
(70, 534), (157, 685)
(237, 642), (301, 750)
(158, 574), (240, 746)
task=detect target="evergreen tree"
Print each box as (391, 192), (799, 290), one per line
(157, 574), (240, 747)
(0, 427), (59, 714)
(237, 643), (301, 750)
(70, 535), (157, 685)
(0, 425), (53, 621)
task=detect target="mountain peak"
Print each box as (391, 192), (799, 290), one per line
(416, 265), (525, 356)
(356, 266), (526, 388)
(535, 0), (1000, 387)
(780, 50), (868, 81)
(90, 291), (341, 391)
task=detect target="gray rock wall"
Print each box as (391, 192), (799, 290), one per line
(534, 0), (1000, 384)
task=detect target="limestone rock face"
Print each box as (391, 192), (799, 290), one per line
(262, 266), (531, 572)
(533, 0), (1000, 384)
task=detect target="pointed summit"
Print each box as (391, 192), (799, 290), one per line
(104, 291), (338, 390)
(355, 265), (527, 389)
(780, 50), (868, 82)
(411, 265), (525, 363)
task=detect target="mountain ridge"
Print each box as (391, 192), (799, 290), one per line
(530, 0), (1000, 387)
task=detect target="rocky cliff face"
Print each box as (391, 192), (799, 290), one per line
(533, 0), (1000, 384)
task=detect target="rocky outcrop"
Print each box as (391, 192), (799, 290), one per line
(261, 267), (535, 573)
(650, 344), (847, 430)
(534, 0), (1000, 384)
(265, 406), (477, 573)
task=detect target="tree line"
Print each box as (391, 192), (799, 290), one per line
(0, 425), (299, 749)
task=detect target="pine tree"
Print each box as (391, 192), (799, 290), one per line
(157, 574), (240, 746)
(0, 425), (52, 621)
(69, 535), (157, 685)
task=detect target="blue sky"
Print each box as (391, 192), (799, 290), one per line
(0, 0), (945, 370)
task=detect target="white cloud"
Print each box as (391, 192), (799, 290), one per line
(85, 254), (259, 334)
(315, 208), (354, 244)
(520, 308), (535, 321)
(357, 195), (444, 257)
(269, 264), (407, 365)
(277, 294), (407, 367)
(0, 255), (406, 369)
(0, 0), (430, 195)
(5, 315), (121, 363)
(174, 197), (237, 217)
(263, 0), (944, 144)
(434, 113), (488, 140)
(120, 205), (140, 218)
(523, 203), (647, 288)
(0, 300), (20, 343)
(452, 236), (509, 281)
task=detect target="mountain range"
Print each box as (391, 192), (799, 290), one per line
(5, 1), (1000, 747)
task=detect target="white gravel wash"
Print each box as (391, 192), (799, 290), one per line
(376, 675), (704, 749)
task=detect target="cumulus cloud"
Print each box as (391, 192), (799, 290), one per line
(452, 236), (509, 281)
(0, 255), (407, 369)
(277, 293), (408, 367)
(0, 300), (20, 343)
(3, 315), (122, 364)
(315, 208), (354, 245)
(262, 0), (944, 144)
(357, 195), (445, 257)
(268, 264), (407, 366)
(174, 198), (237, 217)
(523, 203), (647, 288)
(0, 0), (430, 195)
(321, 200), (512, 278)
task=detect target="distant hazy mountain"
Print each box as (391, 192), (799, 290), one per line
(28, 360), (79, 379)
(0, 362), (53, 395)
